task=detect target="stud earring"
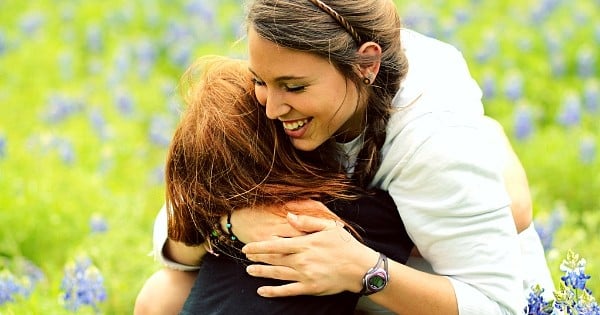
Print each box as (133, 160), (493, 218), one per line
(362, 73), (374, 85)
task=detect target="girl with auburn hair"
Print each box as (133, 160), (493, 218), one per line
(136, 55), (413, 314)
(137, 0), (553, 314)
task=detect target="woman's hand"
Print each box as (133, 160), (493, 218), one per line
(242, 213), (378, 297)
(218, 199), (333, 244)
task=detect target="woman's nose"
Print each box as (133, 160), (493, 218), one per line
(260, 89), (291, 120)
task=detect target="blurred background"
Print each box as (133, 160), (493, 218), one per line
(0, 0), (598, 313)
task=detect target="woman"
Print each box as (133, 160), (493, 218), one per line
(235, 0), (553, 313)
(136, 55), (414, 314)
(137, 0), (554, 314)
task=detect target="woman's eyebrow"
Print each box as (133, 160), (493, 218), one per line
(248, 68), (307, 82)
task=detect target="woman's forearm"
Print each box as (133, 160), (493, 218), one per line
(163, 238), (208, 266)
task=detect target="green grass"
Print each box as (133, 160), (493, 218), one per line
(1, 0), (598, 313)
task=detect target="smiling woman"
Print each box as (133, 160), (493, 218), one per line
(248, 27), (365, 150)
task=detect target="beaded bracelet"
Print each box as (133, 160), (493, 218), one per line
(226, 212), (237, 241)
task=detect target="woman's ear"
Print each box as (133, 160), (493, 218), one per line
(357, 41), (382, 81)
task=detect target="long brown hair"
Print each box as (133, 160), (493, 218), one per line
(166, 56), (359, 245)
(246, 0), (409, 187)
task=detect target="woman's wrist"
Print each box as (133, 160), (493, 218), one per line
(348, 246), (380, 293)
(164, 238), (207, 266)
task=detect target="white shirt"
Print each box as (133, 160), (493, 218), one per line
(354, 29), (553, 315)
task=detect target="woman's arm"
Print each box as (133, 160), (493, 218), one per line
(485, 116), (533, 233)
(242, 121), (523, 314)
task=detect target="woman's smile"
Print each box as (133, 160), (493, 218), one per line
(248, 26), (363, 151)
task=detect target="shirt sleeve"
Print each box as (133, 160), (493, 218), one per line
(382, 116), (523, 314)
(152, 204), (201, 271)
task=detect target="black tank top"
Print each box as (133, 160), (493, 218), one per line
(181, 189), (412, 315)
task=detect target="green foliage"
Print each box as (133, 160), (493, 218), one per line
(0, 0), (598, 313)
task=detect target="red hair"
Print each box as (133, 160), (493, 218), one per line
(166, 56), (359, 245)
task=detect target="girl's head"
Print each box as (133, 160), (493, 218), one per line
(246, 0), (408, 186)
(166, 56), (357, 245)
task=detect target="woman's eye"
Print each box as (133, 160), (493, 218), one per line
(252, 78), (266, 86)
(284, 85), (305, 92)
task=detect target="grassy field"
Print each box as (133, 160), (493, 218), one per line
(0, 0), (598, 313)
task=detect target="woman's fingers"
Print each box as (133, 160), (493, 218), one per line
(245, 265), (326, 297)
(242, 237), (296, 255)
(286, 212), (340, 233)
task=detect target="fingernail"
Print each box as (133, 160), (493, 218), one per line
(246, 265), (255, 275)
(287, 212), (298, 221)
(257, 287), (267, 296)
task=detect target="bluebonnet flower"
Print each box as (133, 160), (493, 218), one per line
(553, 251), (599, 315)
(152, 164), (165, 184)
(168, 42), (193, 69)
(163, 20), (193, 48)
(0, 30), (6, 56)
(550, 54), (566, 77)
(58, 51), (74, 81)
(475, 33), (498, 64)
(577, 48), (596, 78)
(504, 72), (523, 102)
(89, 108), (109, 141)
(14, 258), (45, 297)
(98, 147), (115, 174)
(61, 256), (107, 313)
(580, 137), (597, 165)
(514, 106), (534, 141)
(42, 93), (83, 124)
(524, 285), (553, 315)
(56, 138), (76, 165)
(526, 251), (600, 315)
(148, 115), (173, 147)
(19, 12), (45, 36)
(0, 271), (21, 305)
(186, 0), (215, 22)
(584, 80), (599, 113)
(115, 89), (135, 117)
(0, 257), (44, 305)
(89, 214), (108, 234)
(534, 208), (563, 252)
(86, 25), (104, 54)
(453, 8), (470, 24)
(481, 73), (496, 99)
(136, 39), (157, 80)
(557, 93), (582, 128)
(0, 133), (6, 159)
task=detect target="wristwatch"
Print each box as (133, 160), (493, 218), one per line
(360, 252), (389, 295)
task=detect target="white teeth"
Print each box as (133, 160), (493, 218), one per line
(283, 119), (309, 131)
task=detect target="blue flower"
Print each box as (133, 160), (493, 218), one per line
(86, 25), (104, 54)
(0, 30), (6, 56)
(577, 48), (596, 78)
(0, 271), (22, 305)
(528, 251), (600, 315)
(524, 285), (553, 315)
(580, 137), (597, 165)
(148, 115), (173, 147)
(514, 106), (534, 141)
(534, 208), (563, 252)
(557, 93), (582, 128)
(504, 72), (523, 102)
(89, 214), (108, 234)
(0, 133), (6, 159)
(61, 256), (107, 313)
(584, 80), (599, 113)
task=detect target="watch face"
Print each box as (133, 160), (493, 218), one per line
(367, 270), (388, 290)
